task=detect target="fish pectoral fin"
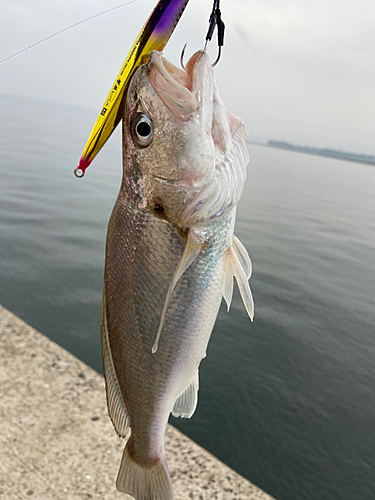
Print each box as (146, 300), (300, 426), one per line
(224, 236), (254, 320)
(152, 229), (204, 354)
(116, 440), (173, 499)
(101, 294), (130, 438)
(172, 371), (199, 419)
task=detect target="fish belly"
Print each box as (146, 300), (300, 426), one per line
(103, 190), (230, 465)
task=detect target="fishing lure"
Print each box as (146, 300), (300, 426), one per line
(74, 0), (190, 178)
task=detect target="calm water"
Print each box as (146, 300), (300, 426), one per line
(1, 95), (375, 500)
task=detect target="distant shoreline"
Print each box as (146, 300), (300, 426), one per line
(247, 139), (375, 166)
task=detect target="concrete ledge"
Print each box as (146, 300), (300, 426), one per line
(0, 304), (275, 500)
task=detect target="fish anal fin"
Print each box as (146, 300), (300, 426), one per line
(100, 295), (130, 438)
(116, 441), (173, 500)
(152, 229), (204, 353)
(172, 371), (199, 419)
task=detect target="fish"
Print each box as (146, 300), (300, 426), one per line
(100, 49), (254, 500)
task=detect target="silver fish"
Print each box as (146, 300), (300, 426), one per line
(101, 49), (253, 500)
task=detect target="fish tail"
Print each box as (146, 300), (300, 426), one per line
(116, 441), (173, 500)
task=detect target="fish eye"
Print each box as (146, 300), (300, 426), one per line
(131, 113), (153, 148)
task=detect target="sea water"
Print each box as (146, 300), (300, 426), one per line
(1, 95), (374, 500)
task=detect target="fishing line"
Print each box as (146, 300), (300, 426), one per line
(0, 0), (142, 66)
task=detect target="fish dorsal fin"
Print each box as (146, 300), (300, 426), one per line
(172, 370), (199, 419)
(100, 294), (130, 438)
(223, 236), (254, 320)
(152, 229), (204, 354)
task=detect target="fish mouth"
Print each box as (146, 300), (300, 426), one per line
(146, 50), (212, 122)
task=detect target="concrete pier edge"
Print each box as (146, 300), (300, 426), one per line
(0, 304), (275, 500)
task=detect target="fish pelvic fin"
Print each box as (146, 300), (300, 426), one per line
(100, 293), (130, 438)
(116, 441), (173, 500)
(223, 250), (234, 311)
(152, 229), (204, 354)
(172, 370), (199, 419)
(232, 235), (252, 279)
(223, 235), (254, 319)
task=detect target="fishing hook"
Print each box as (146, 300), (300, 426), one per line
(181, 0), (224, 72)
(180, 42), (187, 70)
(181, 41), (219, 70)
(203, 0), (225, 68)
(181, 43), (221, 71)
(211, 46), (221, 68)
(180, 42), (221, 71)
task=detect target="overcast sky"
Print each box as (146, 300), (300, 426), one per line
(0, 0), (374, 153)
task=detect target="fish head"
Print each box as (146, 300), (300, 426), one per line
(123, 50), (215, 227)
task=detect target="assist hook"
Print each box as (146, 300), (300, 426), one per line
(180, 43), (188, 70)
(180, 42), (219, 70)
(204, 0), (225, 67)
(180, 0), (225, 71)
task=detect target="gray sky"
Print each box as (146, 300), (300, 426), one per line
(0, 0), (374, 153)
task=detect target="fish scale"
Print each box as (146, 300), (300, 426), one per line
(101, 49), (253, 499)
(105, 191), (231, 457)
